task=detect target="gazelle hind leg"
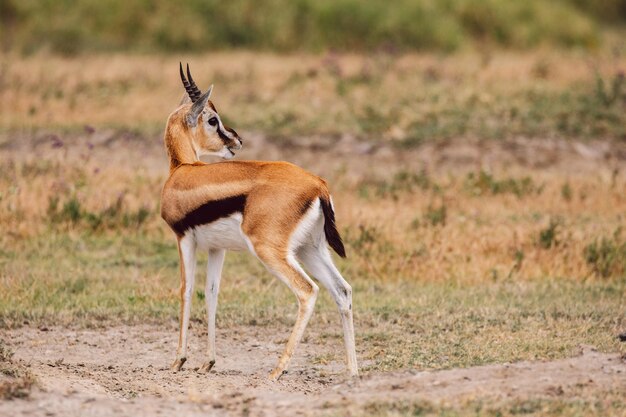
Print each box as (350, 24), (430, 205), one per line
(172, 234), (197, 371)
(200, 248), (225, 373)
(299, 244), (358, 376)
(254, 245), (319, 380)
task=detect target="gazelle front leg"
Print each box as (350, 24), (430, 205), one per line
(172, 234), (197, 371)
(199, 248), (226, 373)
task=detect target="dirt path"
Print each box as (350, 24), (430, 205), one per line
(2, 325), (624, 416)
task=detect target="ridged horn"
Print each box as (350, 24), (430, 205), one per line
(179, 62), (202, 102)
(186, 64), (202, 102)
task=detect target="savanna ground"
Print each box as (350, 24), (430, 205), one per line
(1, 51), (626, 416)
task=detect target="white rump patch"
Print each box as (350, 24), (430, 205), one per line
(289, 198), (324, 254)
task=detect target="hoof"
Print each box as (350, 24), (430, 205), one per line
(170, 357), (186, 372)
(199, 360), (215, 373)
(268, 368), (286, 381)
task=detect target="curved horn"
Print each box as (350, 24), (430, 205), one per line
(186, 64), (202, 103)
(179, 62), (202, 102)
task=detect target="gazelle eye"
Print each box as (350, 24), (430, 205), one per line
(208, 117), (218, 126)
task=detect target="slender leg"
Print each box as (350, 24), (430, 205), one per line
(171, 234), (197, 371)
(254, 246), (319, 380)
(299, 245), (358, 376)
(200, 248), (226, 373)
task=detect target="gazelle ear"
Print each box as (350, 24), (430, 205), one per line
(186, 86), (213, 127)
(205, 84), (213, 99)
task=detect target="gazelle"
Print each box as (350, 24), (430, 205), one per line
(160, 64), (358, 380)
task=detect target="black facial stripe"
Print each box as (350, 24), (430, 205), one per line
(217, 126), (232, 143)
(171, 195), (246, 236)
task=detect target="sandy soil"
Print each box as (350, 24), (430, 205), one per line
(2, 325), (624, 416)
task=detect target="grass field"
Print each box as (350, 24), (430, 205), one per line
(1, 133), (625, 349)
(2, 51), (626, 141)
(1, 51), (625, 415)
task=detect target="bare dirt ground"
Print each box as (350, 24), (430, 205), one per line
(2, 325), (625, 416)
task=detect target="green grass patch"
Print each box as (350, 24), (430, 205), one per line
(464, 171), (540, 198)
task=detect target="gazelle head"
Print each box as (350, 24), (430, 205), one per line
(178, 63), (243, 159)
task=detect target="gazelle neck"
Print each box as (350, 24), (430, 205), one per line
(164, 113), (198, 173)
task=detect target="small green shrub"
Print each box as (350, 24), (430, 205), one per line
(358, 169), (434, 201)
(424, 204), (447, 227)
(347, 224), (380, 252)
(344, 224), (394, 264)
(62, 197), (82, 223)
(584, 230), (626, 278)
(356, 105), (394, 135)
(47, 194), (152, 231)
(464, 170), (538, 198)
(538, 218), (561, 249)
(594, 71), (625, 107)
(511, 249), (524, 273)
(561, 182), (573, 201)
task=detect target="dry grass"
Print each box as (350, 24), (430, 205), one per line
(1, 50), (625, 141)
(1, 134), (624, 284)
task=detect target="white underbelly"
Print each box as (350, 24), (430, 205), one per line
(192, 213), (249, 251)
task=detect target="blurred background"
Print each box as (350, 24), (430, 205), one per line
(0, 2), (625, 407)
(1, 0), (625, 140)
(1, 0), (626, 54)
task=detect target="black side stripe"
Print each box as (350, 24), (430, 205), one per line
(171, 195), (247, 236)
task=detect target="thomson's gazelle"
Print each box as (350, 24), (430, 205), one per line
(160, 64), (357, 379)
